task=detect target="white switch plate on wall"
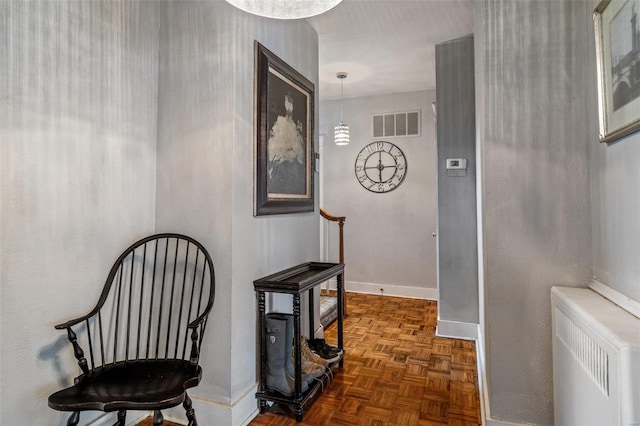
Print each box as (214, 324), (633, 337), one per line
(446, 158), (467, 176)
(446, 158), (467, 169)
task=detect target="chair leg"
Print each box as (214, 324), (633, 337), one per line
(67, 411), (80, 426)
(114, 410), (126, 426)
(184, 393), (197, 426)
(152, 410), (163, 426)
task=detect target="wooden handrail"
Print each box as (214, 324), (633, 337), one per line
(319, 208), (345, 264)
(320, 208), (346, 316)
(320, 208), (346, 223)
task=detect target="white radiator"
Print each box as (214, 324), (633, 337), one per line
(551, 287), (640, 426)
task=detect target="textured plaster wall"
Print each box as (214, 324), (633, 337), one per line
(156, 1), (319, 420)
(475, 0), (593, 423)
(1, 1), (160, 425)
(2, 1), (317, 424)
(319, 91), (437, 295)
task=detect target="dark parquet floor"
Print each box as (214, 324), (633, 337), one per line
(250, 292), (481, 426)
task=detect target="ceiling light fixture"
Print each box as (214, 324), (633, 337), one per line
(225, 0), (342, 20)
(335, 72), (349, 146)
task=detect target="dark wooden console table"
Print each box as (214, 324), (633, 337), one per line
(254, 262), (345, 422)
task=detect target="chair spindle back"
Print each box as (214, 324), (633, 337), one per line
(58, 234), (215, 372)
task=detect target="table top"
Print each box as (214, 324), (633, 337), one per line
(253, 262), (344, 294)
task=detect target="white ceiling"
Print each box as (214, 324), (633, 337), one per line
(306, 0), (474, 101)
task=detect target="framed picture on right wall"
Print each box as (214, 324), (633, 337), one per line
(594, 0), (640, 143)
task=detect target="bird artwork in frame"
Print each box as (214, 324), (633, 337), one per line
(254, 41), (315, 215)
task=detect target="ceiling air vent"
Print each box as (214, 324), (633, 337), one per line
(372, 110), (420, 138)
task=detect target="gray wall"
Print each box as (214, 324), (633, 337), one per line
(589, 0), (640, 305)
(1, 1), (318, 424)
(320, 91), (437, 297)
(435, 35), (478, 325)
(592, 131), (640, 303)
(1, 1), (160, 425)
(156, 1), (319, 421)
(475, 1), (593, 423)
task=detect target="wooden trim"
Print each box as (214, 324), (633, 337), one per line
(319, 208), (346, 223)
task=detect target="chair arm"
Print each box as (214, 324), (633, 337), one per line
(186, 313), (211, 366)
(187, 298), (213, 329)
(54, 314), (92, 330)
(187, 317), (205, 329)
(55, 324), (90, 375)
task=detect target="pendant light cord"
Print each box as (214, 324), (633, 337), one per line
(340, 77), (344, 123)
(337, 72), (347, 123)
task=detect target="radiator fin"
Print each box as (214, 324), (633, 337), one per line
(555, 307), (609, 396)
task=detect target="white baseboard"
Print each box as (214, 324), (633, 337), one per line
(484, 418), (530, 426)
(324, 279), (437, 300)
(236, 385), (261, 426)
(165, 383), (259, 426)
(84, 413), (113, 426)
(590, 278), (640, 319)
(436, 319), (478, 340)
(85, 411), (148, 426)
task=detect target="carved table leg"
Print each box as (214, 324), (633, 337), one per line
(337, 272), (345, 369)
(257, 291), (267, 396)
(292, 293), (302, 400)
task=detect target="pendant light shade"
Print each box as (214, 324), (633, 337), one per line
(335, 122), (350, 146)
(225, 0), (342, 19)
(335, 72), (349, 146)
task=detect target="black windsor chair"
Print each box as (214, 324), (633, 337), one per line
(48, 233), (215, 426)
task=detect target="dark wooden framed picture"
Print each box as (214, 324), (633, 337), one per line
(594, 0), (640, 143)
(254, 41), (315, 216)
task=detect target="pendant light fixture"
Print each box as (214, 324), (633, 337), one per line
(225, 0), (342, 19)
(334, 72), (350, 146)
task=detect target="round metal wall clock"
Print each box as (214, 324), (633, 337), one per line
(354, 141), (407, 193)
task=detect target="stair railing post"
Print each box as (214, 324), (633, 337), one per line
(320, 208), (347, 316)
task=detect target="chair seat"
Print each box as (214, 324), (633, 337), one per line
(48, 359), (201, 412)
